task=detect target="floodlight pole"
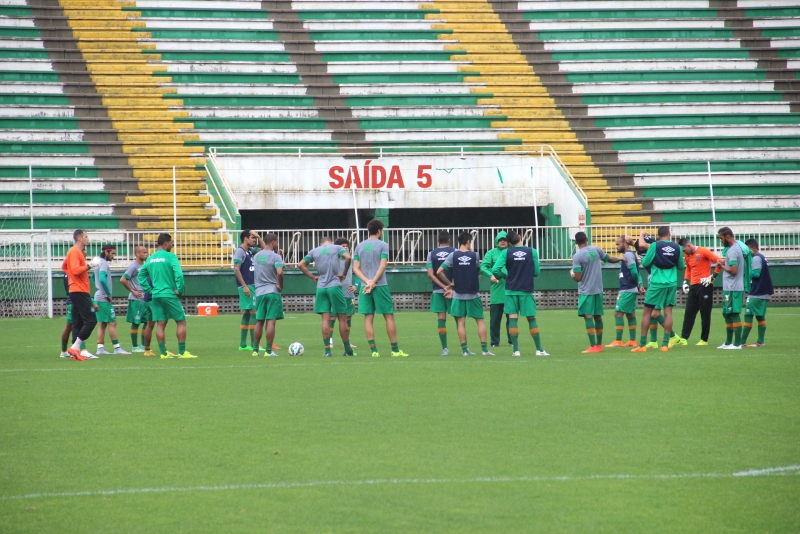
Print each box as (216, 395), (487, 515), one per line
(29, 165), (33, 230)
(531, 165), (540, 252)
(173, 165), (178, 236)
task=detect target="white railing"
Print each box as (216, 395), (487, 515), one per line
(1, 223), (797, 272)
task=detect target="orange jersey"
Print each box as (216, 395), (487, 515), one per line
(61, 246), (90, 293)
(683, 246), (721, 285)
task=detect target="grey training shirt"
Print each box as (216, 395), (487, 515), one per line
(304, 244), (346, 289)
(124, 260), (144, 301)
(354, 238), (390, 287)
(94, 257), (111, 302)
(722, 244), (745, 291)
(341, 256), (355, 298)
(620, 250), (640, 294)
(572, 245), (607, 295)
(254, 249), (284, 296)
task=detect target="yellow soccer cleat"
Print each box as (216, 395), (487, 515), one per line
(178, 351), (198, 359)
(391, 350), (409, 358)
(696, 340), (708, 346)
(371, 351), (380, 358)
(143, 350), (156, 357)
(645, 342), (659, 349)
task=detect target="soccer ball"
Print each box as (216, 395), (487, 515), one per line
(288, 342), (304, 356)
(91, 256), (102, 267)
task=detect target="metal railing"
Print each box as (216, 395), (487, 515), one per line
(1, 223), (798, 272)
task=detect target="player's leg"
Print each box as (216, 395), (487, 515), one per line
(384, 314), (405, 356)
(337, 312), (354, 356)
(265, 319), (278, 355)
(253, 318), (264, 355)
(364, 313), (378, 356)
(594, 311), (604, 348)
(142, 300), (155, 355)
(155, 321), (168, 356)
(476, 317), (491, 355)
(649, 308), (664, 348)
(756, 314), (767, 346)
(321, 311), (333, 356)
(577, 294), (599, 352)
(489, 303), (501, 347)
(96, 322), (107, 353)
(373, 286), (404, 356)
(681, 285), (699, 341)
(626, 313), (638, 345)
(239, 310), (251, 350)
(731, 292), (744, 347)
(61, 303), (73, 358)
(248, 286), (257, 347)
(175, 320), (189, 356)
(581, 314), (597, 352)
(742, 313), (753, 345)
(698, 283), (714, 344)
(107, 320), (128, 354)
(661, 306), (674, 350)
(455, 316), (468, 355)
(329, 288), (351, 355)
(527, 315), (545, 354)
(437, 311), (449, 354)
(633, 305), (653, 351)
(613, 311), (625, 344)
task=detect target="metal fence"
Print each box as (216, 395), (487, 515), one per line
(2, 223), (797, 272)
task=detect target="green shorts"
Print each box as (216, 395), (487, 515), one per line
(238, 285), (256, 311)
(450, 297), (484, 319)
(345, 297), (355, 317)
(65, 303), (72, 323)
(314, 286), (348, 315)
(615, 291), (639, 314)
(96, 301), (117, 323)
(504, 293), (537, 317)
(643, 287), (676, 311)
(256, 293), (284, 321)
(744, 297), (768, 317)
(722, 290), (744, 315)
(577, 293), (604, 316)
(126, 300), (149, 325)
(430, 292), (449, 313)
(151, 296), (186, 322)
(359, 285), (394, 315)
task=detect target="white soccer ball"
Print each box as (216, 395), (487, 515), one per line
(569, 268), (575, 278)
(288, 342), (304, 356)
(91, 257), (102, 267)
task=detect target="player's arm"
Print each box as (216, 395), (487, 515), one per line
(751, 255), (762, 278)
(138, 263), (152, 293)
(66, 249), (90, 277)
(121, 272), (143, 299)
(637, 230), (652, 252)
(717, 251), (738, 275)
(297, 255), (318, 283)
(172, 256), (185, 296)
(370, 257), (388, 287)
(532, 248), (541, 277)
(600, 248), (621, 264)
(640, 243), (656, 269)
(98, 270), (112, 301)
(352, 256), (368, 285)
(436, 253), (455, 288)
(491, 249), (508, 280)
(426, 252), (449, 291)
(232, 249), (249, 295)
(338, 250), (351, 281)
(253, 231), (267, 251)
(480, 251), (499, 284)
(276, 262), (284, 292)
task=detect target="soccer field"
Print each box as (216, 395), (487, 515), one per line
(1, 308), (799, 532)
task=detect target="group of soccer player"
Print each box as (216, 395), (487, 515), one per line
(60, 229), (196, 360)
(58, 221), (774, 361)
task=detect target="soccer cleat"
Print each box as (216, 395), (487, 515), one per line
(143, 350), (156, 357)
(238, 346), (253, 352)
(660, 346), (669, 352)
(178, 351), (198, 358)
(167, 351), (178, 357)
(391, 350), (409, 358)
(482, 350), (496, 356)
(372, 351), (380, 358)
(462, 351), (470, 357)
(668, 336), (687, 348)
(114, 347), (131, 355)
(746, 343), (765, 348)
(623, 340), (638, 347)
(631, 346), (647, 353)
(645, 342), (659, 349)
(266, 351), (279, 357)
(350, 343), (357, 349)
(96, 347), (111, 355)
(132, 346), (145, 353)
(605, 340), (623, 348)
(160, 353), (171, 359)
(440, 348), (449, 356)
(60, 351), (71, 359)
(81, 350), (98, 359)
(272, 345), (281, 350)
(511, 351), (521, 357)
(696, 340), (708, 346)
(717, 343), (732, 349)
(582, 345), (603, 354)
(67, 348), (85, 361)
(466, 348), (476, 355)
(535, 350), (550, 357)
(722, 345), (742, 350)
(343, 351), (355, 357)
(252, 350), (259, 357)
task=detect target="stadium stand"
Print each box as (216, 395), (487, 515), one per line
(2, 0), (799, 232)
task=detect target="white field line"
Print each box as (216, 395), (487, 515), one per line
(0, 350), (794, 373)
(3, 466), (799, 501)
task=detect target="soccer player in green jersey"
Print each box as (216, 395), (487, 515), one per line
(571, 231), (622, 354)
(353, 219), (407, 358)
(607, 236), (644, 348)
(120, 246), (150, 352)
(427, 231), (456, 355)
(480, 231), (511, 349)
(632, 227), (684, 353)
(742, 238), (773, 347)
(233, 230), (266, 351)
(138, 233), (197, 359)
(298, 236), (355, 357)
(329, 238), (359, 351)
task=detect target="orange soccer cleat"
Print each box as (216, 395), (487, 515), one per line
(581, 345), (603, 354)
(660, 346), (669, 352)
(631, 346), (647, 353)
(623, 340), (638, 347)
(605, 340), (623, 348)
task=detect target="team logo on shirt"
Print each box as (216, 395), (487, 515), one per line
(662, 246), (676, 256)
(435, 251), (450, 259)
(362, 244), (374, 252)
(319, 248), (331, 257)
(457, 255), (472, 265)
(512, 251), (527, 260)
(588, 251), (597, 260)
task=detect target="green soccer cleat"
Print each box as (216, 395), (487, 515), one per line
(645, 342), (659, 349)
(391, 350), (409, 358)
(160, 353), (171, 359)
(239, 346), (253, 352)
(668, 336), (688, 348)
(371, 351), (380, 358)
(696, 340), (708, 346)
(178, 351), (198, 359)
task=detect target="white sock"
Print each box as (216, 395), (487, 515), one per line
(113, 342), (120, 348)
(98, 343), (104, 349)
(71, 338), (82, 350)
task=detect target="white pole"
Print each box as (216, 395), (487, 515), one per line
(708, 160), (717, 252)
(46, 229), (53, 318)
(172, 165), (177, 236)
(29, 165), (33, 230)
(531, 166), (540, 251)
(352, 182), (360, 243)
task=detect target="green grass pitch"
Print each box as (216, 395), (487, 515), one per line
(1, 307), (799, 532)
